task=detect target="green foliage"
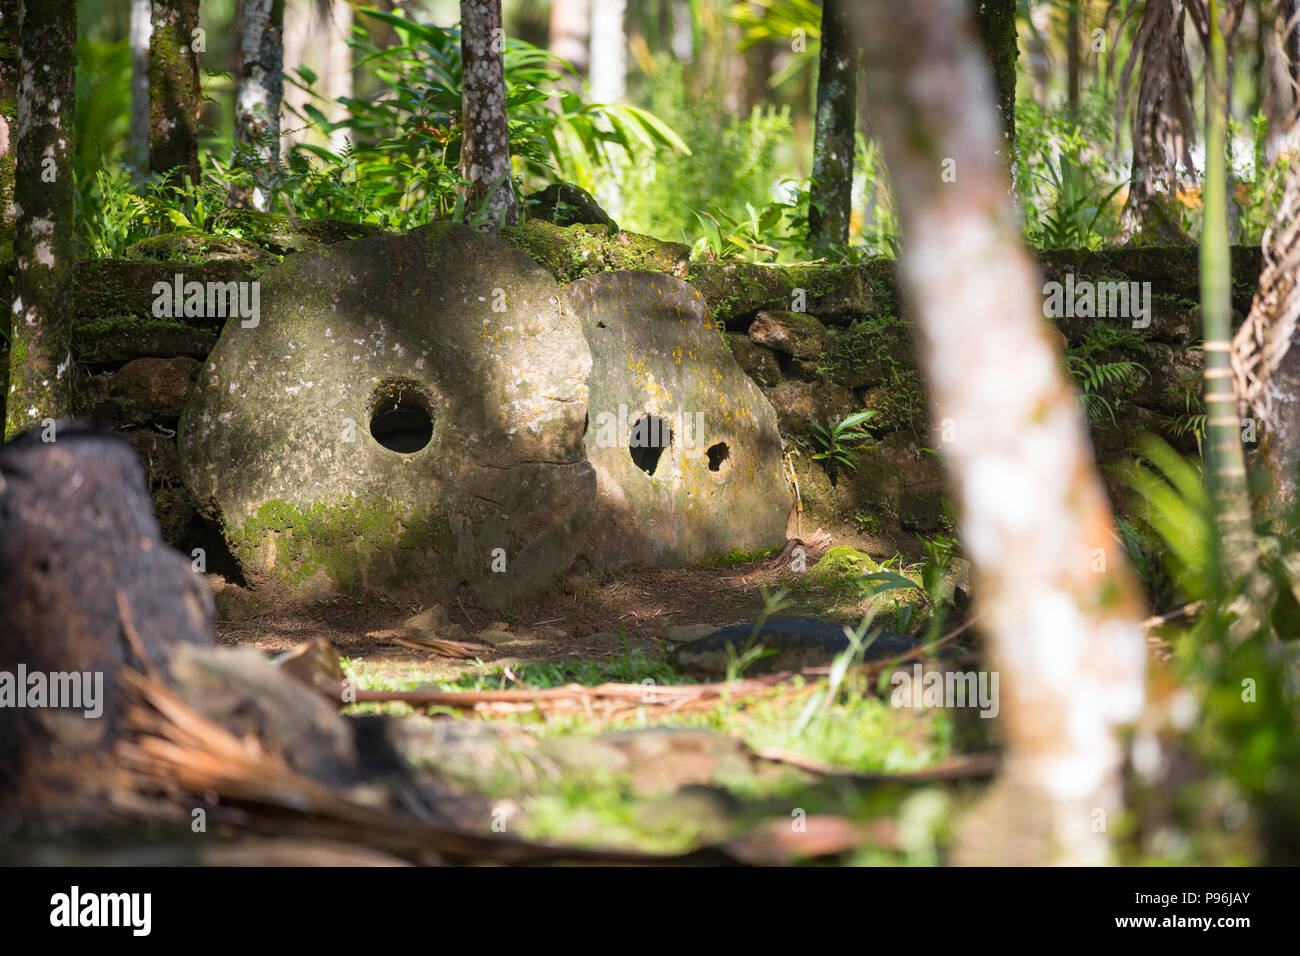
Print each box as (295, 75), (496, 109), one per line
(1017, 94), (1124, 250)
(808, 410), (877, 482)
(1066, 355), (1144, 424)
(857, 554), (953, 638)
(1063, 321), (1147, 424)
(1030, 152), (1126, 249)
(1231, 113), (1292, 245)
(618, 55), (795, 244)
(277, 8), (687, 229)
(690, 200), (790, 262)
(1125, 436), (1300, 855)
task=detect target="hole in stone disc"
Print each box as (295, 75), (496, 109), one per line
(706, 442), (730, 472)
(629, 414), (672, 476)
(369, 381), (434, 453)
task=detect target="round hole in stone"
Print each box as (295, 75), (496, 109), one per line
(369, 380), (434, 453)
(629, 414), (672, 476)
(706, 441), (730, 472)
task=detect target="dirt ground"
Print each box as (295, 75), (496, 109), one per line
(214, 552), (832, 679)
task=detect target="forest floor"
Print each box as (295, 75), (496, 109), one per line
(207, 548), (1005, 863)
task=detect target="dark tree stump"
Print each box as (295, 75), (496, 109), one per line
(0, 422), (214, 798)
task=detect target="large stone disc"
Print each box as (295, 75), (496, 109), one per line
(179, 223), (595, 607)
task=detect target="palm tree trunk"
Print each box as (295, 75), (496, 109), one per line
(1202, 0), (1256, 587)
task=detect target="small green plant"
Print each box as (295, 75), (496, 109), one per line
(1029, 152), (1126, 249)
(856, 557), (952, 637)
(853, 510), (880, 535)
(808, 410), (877, 484)
(723, 587), (793, 682)
(1065, 355), (1146, 424)
(690, 199), (791, 262)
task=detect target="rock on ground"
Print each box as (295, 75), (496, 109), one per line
(670, 615), (922, 675)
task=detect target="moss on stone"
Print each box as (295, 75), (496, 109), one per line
(686, 259), (887, 329)
(500, 219), (611, 282)
(125, 232), (277, 267)
(233, 498), (454, 595)
(499, 219), (691, 284)
(810, 545), (882, 580)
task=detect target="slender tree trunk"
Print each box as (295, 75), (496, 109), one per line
(0, 0), (17, 259)
(324, 0), (351, 155)
(587, 0), (622, 94)
(809, 0), (857, 255)
(849, 0), (1148, 865)
(970, 0), (1018, 170)
(149, 0), (201, 190)
(130, 0), (150, 172)
(460, 0), (518, 231)
(548, 0), (588, 93)
(5, 0), (76, 439)
(588, 0), (626, 217)
(1067, 0), (1081, 117)
(232, 0), (284, 210)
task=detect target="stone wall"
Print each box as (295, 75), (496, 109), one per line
(0, 214), (1259, 593)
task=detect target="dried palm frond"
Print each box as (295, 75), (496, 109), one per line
(1258, 0), (1300, 134)
(113, 667), (882, 865)
(115, 667), (713, 864)
(1232, 150), (1300, 427)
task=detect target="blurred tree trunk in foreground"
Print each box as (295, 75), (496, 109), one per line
(850, 0), (1148, 864)
(6, 0), (76, 439)
(149, 0), (201, 191)
(808, 0), (857, 255)
(232, 0), (285, 210)
(460, 0), (518, 231)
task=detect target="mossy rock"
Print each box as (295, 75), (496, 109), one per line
(124, 232), (279, 267)
(820, 313), (914, 389)
(725, 333), (780, 387)
(685, 258), (893, 331)
(75, 259), (252, 326)
(524, 182), (617, 233)
(71, 314), (218, 365)
(810, 546), (882, 579)
(747, 310), (828, 360)
(216, 209), (387, 256)
(501, 219), (690, 284)
(179, 223), (596, 608)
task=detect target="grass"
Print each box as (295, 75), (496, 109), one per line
(330, 555), (976, 862)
